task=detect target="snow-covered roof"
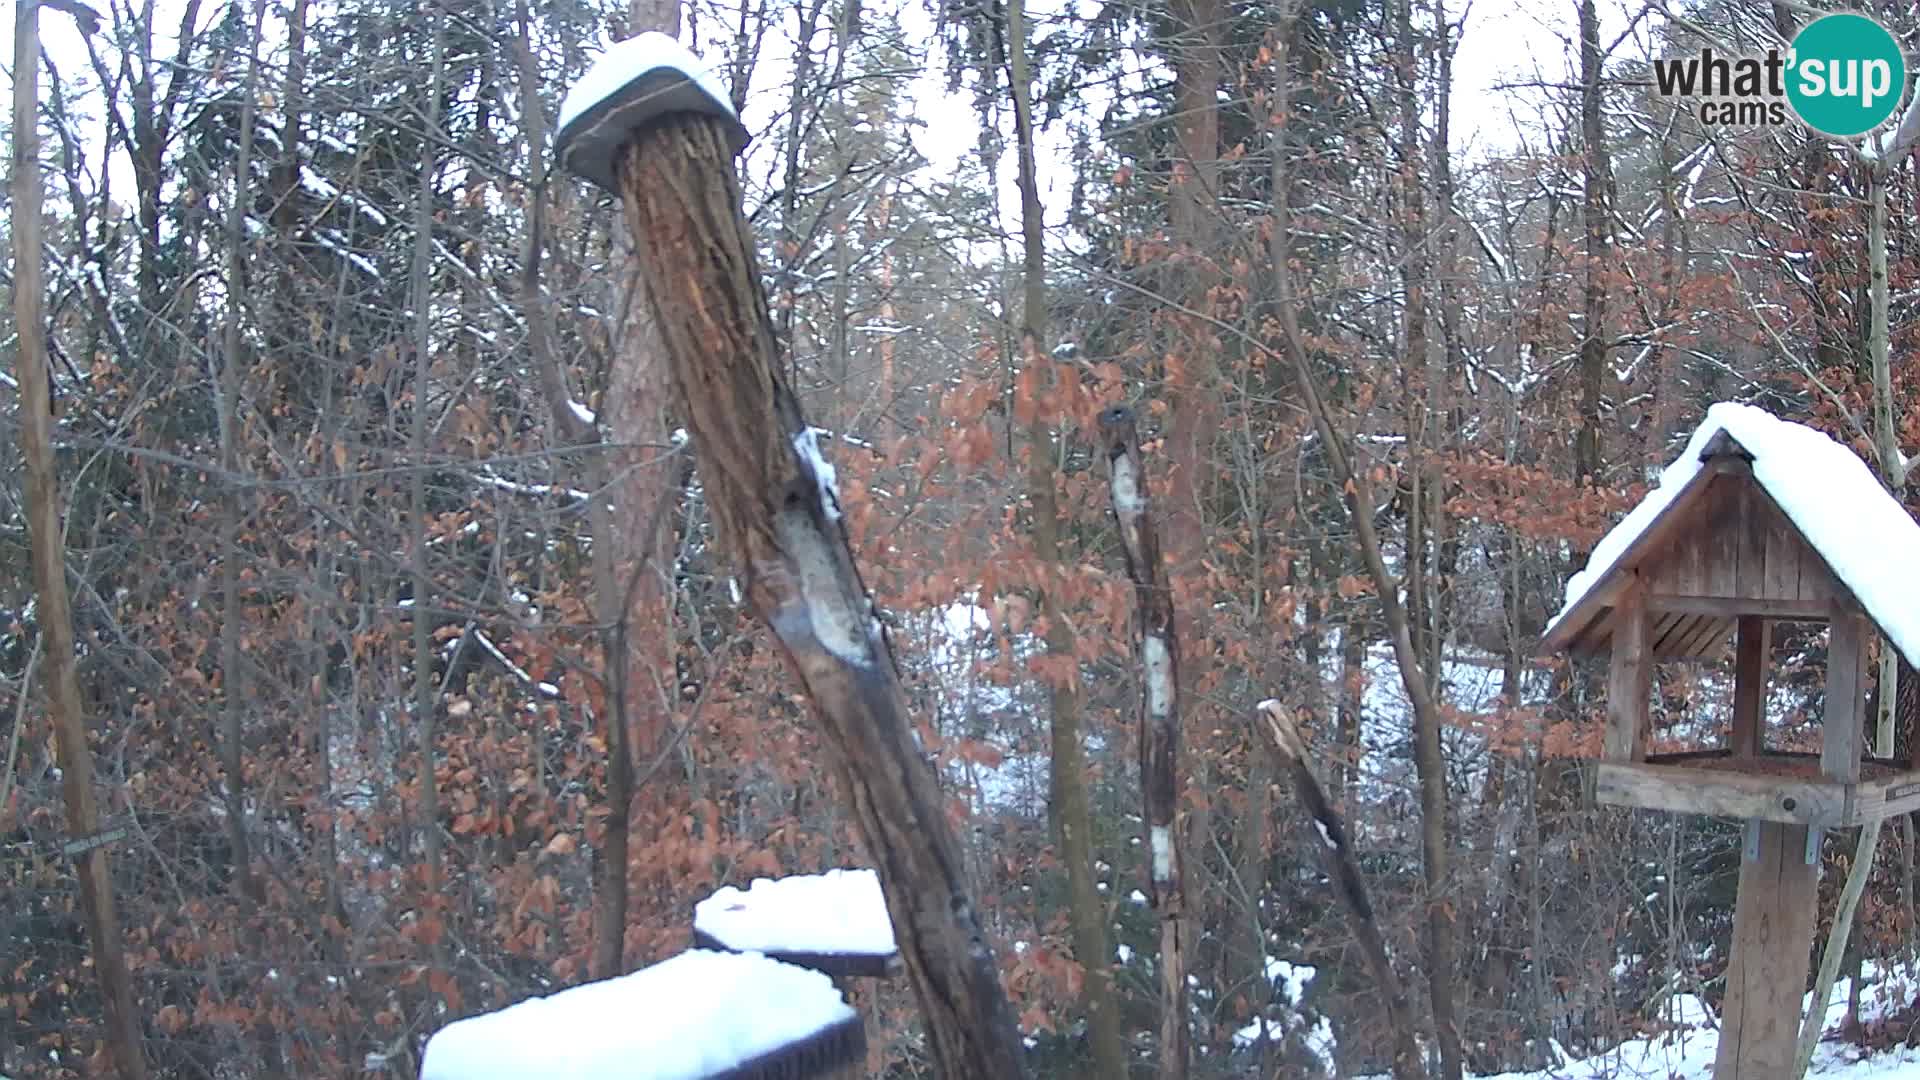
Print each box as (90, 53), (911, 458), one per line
(693, 869), (898, 977)
(419, 950), (857, 1080)
(554, 32), (747, 191)
(1546, 402), (1920, 668)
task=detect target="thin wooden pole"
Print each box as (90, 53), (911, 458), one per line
(1796, 817), (1880, 1077)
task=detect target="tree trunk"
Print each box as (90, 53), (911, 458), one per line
(609, 115), (1029, 1078)
(217, 0), (266, 910)
(408, 3), (447, 917)
(11, 4), (149, 1072)
(1002, 1), (1130, 1074)
(1575, 0), (1611, 484)
(1270, 100), (1463, 1075)
(1100, 407), (1192, 1080)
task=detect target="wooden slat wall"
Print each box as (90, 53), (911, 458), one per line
(1640, 475), (1840, 610)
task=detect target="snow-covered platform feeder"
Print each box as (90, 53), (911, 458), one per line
(1540, 402), (1920, 1078)
(418, 950), (864, 1080)
(693, 869), (901, 979)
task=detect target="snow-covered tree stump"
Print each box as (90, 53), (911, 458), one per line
(552, 35), (1027, 1079)
(420, 950), (864, 1080)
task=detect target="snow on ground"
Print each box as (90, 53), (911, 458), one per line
(1394, 963), (1920, 1079)
(420, 949), (853, 1080)
(693, 868), (895, 957)
(1232, 958), (1337, 1072)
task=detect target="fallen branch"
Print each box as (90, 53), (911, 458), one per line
(1255, 700), (1422, 1080)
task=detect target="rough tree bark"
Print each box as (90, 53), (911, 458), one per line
(1000, 0), (1129, 1072)
(602, 0), (681, 795)
(608, 115), (1029, 1078)
(1574, 0), (1611, 485)
(1256, 702), (1423, 1080)
(1160, 9), (1222, 1036)
(1099, 406), (1192, 1079)
(11, 1), (149, 1073)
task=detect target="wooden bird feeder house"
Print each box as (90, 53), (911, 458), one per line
(1541, 402), (1920, 1077)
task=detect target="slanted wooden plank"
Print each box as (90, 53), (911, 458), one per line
(1676, 614), (1733, 660)
(1824, 609), (1869, 784)
(1591, 762), (1848, 825)
(1605, 589), (1653, 762)
(1653, 611), (1698, 656)
(1731, 616), (1768, 758)
(1714, 821), (1822, 1078)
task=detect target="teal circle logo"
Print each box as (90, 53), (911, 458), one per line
(1786, 13), (1907, 137)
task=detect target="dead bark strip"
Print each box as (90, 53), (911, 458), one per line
(1256, 702), (1423, 1080)
(609, 116), (1028, 1078)
(1099, 405), (1191, 1075)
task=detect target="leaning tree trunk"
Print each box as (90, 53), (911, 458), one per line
(1257, 702), (1423, 1080)
(1270, 71), (1456, 1069)
(11, 2), (148, 1074)
(607, 115), (1029, 1078)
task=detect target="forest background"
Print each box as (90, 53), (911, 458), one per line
(4, 0), (1920, 1074)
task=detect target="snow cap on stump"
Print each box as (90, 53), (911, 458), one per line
(418, 949), (861, 1080)
(694, 868), (902, 979)
(554, 32), (748, 191)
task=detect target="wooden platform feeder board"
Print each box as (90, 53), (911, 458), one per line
(1591, 752), (1920, 827)
(1539, 407), (1920, 1080)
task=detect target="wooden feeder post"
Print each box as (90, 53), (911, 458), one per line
(551, 35), (1028, 1078)
(1541, 408), (1920, 1079)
